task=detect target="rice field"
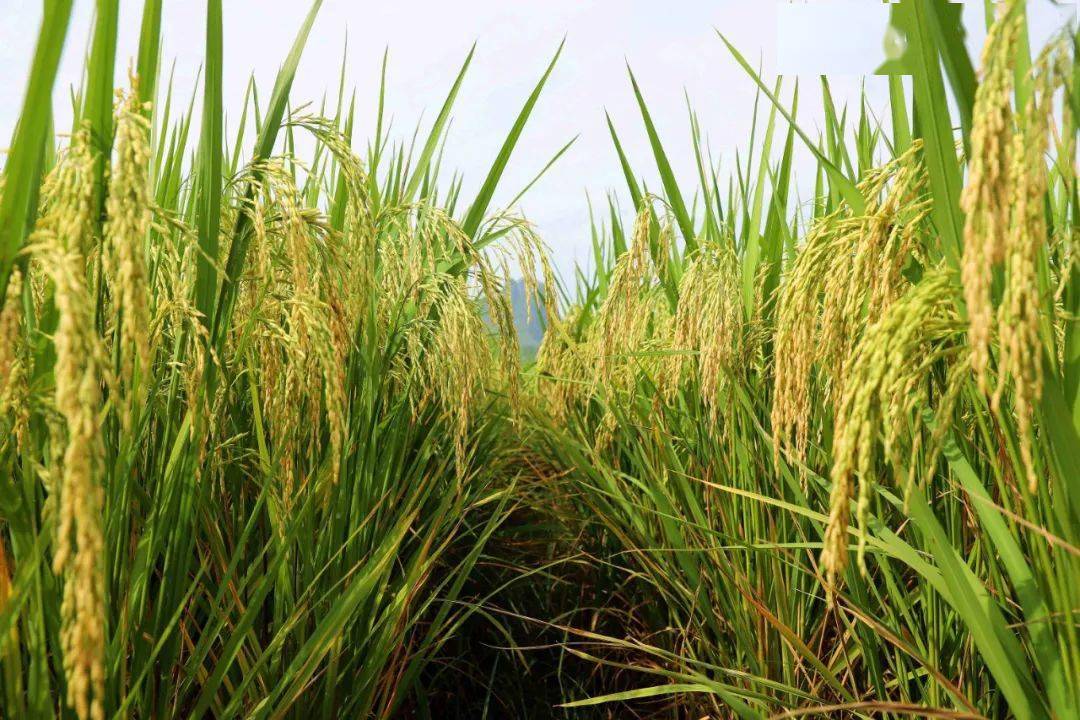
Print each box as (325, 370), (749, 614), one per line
(0, 1), (1077, 718)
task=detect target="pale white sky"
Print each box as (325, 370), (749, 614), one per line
(1, 1), (1075, 279)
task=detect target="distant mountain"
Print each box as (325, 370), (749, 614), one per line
(510, 278), (546, 353)
(481, 278), (546, 362)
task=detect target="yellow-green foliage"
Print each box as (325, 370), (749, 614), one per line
(0, 3), (1077, 719)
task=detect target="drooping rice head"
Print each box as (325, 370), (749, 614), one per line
(960, 2), (1073, 493)
(772, 143), (930, 463)
(27, 125), (108, 720)
(667, 238), (743, 426)
(103, 74), (154, 428)
(822, 268), (967, 599)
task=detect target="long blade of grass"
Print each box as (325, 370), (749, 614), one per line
(884, 0), (964, 265)
(135, 0), (163, 106)
(194, 0), (224, 323)
(403, 44), (475, 203)
(627, 66), (697, 251)
(461, 39), (563, 239)
(716, 30), (864, 214)
(0, 0), (75, 299)
(606, 111), (644, 211)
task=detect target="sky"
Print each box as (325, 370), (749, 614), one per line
(1, 0), (1076, 280)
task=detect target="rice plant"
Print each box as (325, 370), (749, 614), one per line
(0, 1), (560, 717)
(531, 2), (1079, 717)
(1, 1), (1077, 719)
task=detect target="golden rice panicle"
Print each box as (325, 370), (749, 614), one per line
(960, 1), (1021, 393)
(478, 214), (561, 417)
(671, 242), (742, 422)
(634, 286), (675, 396)
(288, 116), (373, 316)
(484, 264), (524, 411)
(815, 217), (861, 390)
(0, 268), (30, 448)
(426, 280), (491, 475)
(995, 36), (1070, 493)
(507, 216), (560, 329)
(239, 161), (347, 493)
(0, 267), (24, 392)
(960, 14), (1068, 493)
(279, 168), (320, 296)
(374, 205), (459, 331)
(105, 75), (154, 420)
(464, 228), (522, 411)
(235, 174), (274, 332)
(32, 128), (106, 720)
(593, 203), (661, 390)
(773, 147), (929, 464)
(39, 126), (97, 258)
(535, 305), (592, 422)
(53, 264), (107, 720)
(859, 144), (930, 320)
(771, 210), (843, 461)
(158, 229), (212, 426)
(294, 294), (347, 489)
(822, 269), (961, 599)
(819, 145), (929, 402)
(280, 172), (339, 483)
